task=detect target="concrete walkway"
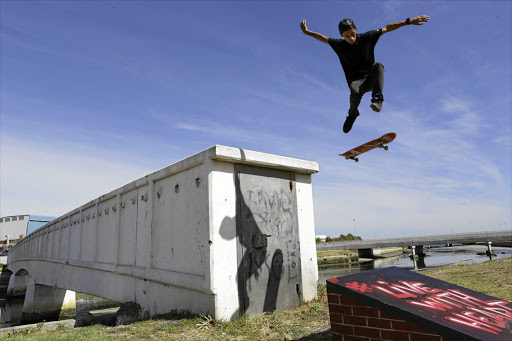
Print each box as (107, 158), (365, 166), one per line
(0, 319), (75, 336)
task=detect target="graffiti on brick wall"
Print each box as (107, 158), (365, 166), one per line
(339, 278), (512, 337)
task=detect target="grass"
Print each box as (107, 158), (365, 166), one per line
(1, 258), (510, 340)
(421, 257), (512, 301)
(1, 288), (332, 340)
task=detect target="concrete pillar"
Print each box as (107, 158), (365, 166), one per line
(0, 270), (12, 298)
(410, 245), (425, 258)
(412, 256), (418, 270)
(115, 302), (143, 326)
(6, 273), (32, 297)
(486, 242), (495, 258)
(20, 281), (76, 324)
(416, 246), (425, 257)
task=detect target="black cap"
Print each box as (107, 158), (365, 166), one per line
(339, 18), (356, 35)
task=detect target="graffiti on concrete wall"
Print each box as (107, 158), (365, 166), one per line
(216, 166), (303, 318)
(243, 188), (299, 284)
(243, 189), (294, 237)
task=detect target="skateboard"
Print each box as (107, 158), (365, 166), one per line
(340, 132), (396, 162)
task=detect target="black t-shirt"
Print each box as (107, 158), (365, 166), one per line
(328, 29), (382, 85)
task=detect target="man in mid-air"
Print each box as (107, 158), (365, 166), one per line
(301, 15), (430, 133)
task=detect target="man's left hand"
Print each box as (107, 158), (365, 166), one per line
(411, 15), (430, 25)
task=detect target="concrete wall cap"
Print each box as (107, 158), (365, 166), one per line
(208, 145), (319, 174)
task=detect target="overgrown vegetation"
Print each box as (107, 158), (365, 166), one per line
(316, 233), (362, 244)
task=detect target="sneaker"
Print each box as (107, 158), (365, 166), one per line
(370, 101), (382, 112)
(343, 114), (358, 133)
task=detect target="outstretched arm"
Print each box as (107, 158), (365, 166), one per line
(300, 19), (329, 44)
(381, 15), (430, 34)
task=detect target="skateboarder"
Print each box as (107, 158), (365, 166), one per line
(300, 15), (430, 133)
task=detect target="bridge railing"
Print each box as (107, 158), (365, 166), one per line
(316, 230), (512, 251)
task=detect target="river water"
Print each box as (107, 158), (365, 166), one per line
(318, 245), (512, 284)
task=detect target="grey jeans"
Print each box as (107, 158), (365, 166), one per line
(348, 62), (385, 117)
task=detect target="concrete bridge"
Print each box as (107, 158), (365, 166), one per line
(316, 230), (512, 257)
(4, 145), (319, 324)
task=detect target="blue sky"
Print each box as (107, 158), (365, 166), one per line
(1, 1), (511, 239)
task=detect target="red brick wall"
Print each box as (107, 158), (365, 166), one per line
(327, 292), (452, 341)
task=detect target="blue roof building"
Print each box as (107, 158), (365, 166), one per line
(0, 214), (55, 251)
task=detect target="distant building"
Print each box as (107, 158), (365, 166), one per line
(315, 235), (328, 242)
(0, 215), (54, 252)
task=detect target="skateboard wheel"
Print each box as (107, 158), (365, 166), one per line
(384, 146), (389, 151)
(355, 158), (359, 162)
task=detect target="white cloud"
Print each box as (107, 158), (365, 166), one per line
(0, 137), (152, 217)
(313, 182), (509, 239)
(175, 123), (207, 132)
(172, 118), (299, 152)
(380, 0), (402, 19)
(493, 134), (512, 149)
(439, 97), (483, 135)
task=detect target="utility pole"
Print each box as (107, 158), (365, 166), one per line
(353, 219), (356, 237)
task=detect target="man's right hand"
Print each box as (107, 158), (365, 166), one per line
(300, 19), (329, 44)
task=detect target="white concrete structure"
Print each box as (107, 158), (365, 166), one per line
(7, 145), (319, 321)
(21, 281), (76, 324)
(6, 271), (32, 297)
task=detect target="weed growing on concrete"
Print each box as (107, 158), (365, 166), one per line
(196, 314), (217, 330)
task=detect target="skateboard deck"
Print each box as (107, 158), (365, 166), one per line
(340, 132), (396, 162)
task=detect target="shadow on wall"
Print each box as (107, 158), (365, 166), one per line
(219, 197), (284, 320)
(263, 249), (284, 312)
